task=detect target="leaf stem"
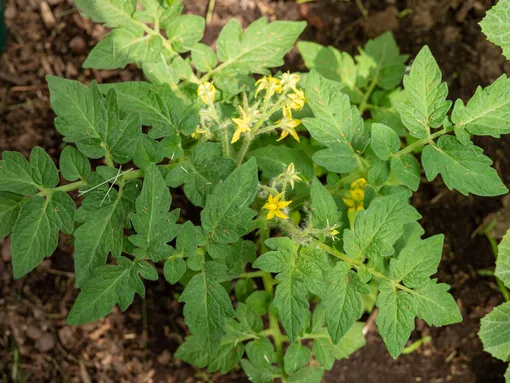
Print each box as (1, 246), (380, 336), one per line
(358, 74), (378, 114)
(392, 128), (450, 158)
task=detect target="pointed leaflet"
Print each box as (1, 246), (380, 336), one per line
(310, 178), (342, 232)
(376, 281), (415, 358)
(30, 147), (59, 188)
(179, 261), (235, 352)
(412, 279), (461, 326)
(129, 164), (179, 261)
(396, 46), (451, 138)
(67, 257), (147, 325)
(60, 146), (91, 181)
(166, 142), (235, 207)
(74, 180), (139, 287)
(0, 151), (39, 195)
(422, 135), (508, 197)
(0, 192), (24, 240)
(390, 154), (421, 192)
(213, 17), (305, 78)
(302, 71), (364, 173)
(74, 0), (137, 28)
(452, 75), (510, 138)
(371, 123), (400, 161)
(480, 301), (510, 362)
(192, 43), (217, 73)
(323, 262), (369, 343)
(201, 158), (258, 244)
(343, 193), (421, 261)
(496, 230), (510, 287)
(364, 32), (409, 90)
(390, 235), (444, 288)
(481, 0), (510, 60)
(284, 343), (311, 375)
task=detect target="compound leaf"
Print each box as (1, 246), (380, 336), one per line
(480, 301), (510, 362)
(422, 135), (508, 197)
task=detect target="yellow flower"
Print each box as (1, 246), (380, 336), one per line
(231, 106), (252, 144)
(282, 163), (302, 190)
(280, 72), (300, 92)
(191, 126), (208, 139)
(342, 178), (368, 212)
(328, 228), (340, 236)
(255, 76), (282, 98)
(276, 106), (301, 142)
(197, 82), (216, 104)
(287, 89), (306, 111)
(263, 193), (292, 220)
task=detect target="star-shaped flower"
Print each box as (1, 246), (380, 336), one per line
(287, 89), (306, 111)
(231, 106), (252, 143)
(263, 193), (292, 220)
(280, 72), (300, 92)
(276, 106), (301, 142)
(197, 82), (216, 104)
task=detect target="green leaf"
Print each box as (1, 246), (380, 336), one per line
(74, 181), (139, 287)
(390, 235), (443, 287)
(104, 90), (142, 164)
(207, 333), (245, 374)
(376, 282), (415, 358)
(75, 0), (137, 28)
(30, 147), (59, 188)
(0, 192), (24, 240)
(480, 301), (510, 361)
(396, 46), (451, 138)
(422, 135), (508, 197)
(135, 0), (182, 26)
(166, 142), (235, 207)
(129, 164), (179, 261)
(174, 335), (209, 368)
(249, 145), (314, 180)
(11, 196), (57, 278)
(390, 154), (421, 192)
(496, 230), (510, 287)
(166, 15), (205, 53)
(274, 272), (309, 343)
(310, 178), (342, 232)
(0, 151), (39, 195)
(287, 367), (324, 383)
(235, 279), (254, 302)
(67, 257), (145, 325)
(371, 123), (400, 160)
(179, 262), (235, 352)
(253, 237), (296, 273)
(412, 279), (461, 326)
(214, 17), (306, 77)
(481, 0), (510, 60)
(303, 71), (365, 173)
(246, 338), (277, 368)
(452, 75), (510, 138)
(246, 291), (271, 316)
(241, 359), (278, 383)
(133, 134), (164, 169)
(364, 32), (408, 90)
(236, 302), (263, 333)
(164, 257), (186, 284)
(368, 160), (390, 187)
(343, 193), (421, 261)
(60, 146), (91, 181)
(323, 262), (367, 343)
(191, 43), (217, 72)
(49, 191), (76, 235)
(84, 26), (162, 69)
(284, 343), (311, 374)
(201, 158), (258, 244)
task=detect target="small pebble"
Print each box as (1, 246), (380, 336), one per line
(36, 333), (55, 352)
(69, 36), (86, 55)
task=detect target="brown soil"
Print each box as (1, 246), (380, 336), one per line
(1, 0), (510, 382)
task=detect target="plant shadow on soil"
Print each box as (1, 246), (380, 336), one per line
(1, 0), (510, 382)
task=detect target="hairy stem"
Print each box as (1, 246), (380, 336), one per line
(358, 74), (378, 115)
(392, 128), (450, 158)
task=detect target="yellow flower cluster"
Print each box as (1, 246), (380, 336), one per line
(255, 72), (306, 111)
(263, 193), (292, 220)
(342, 178), (368, 212)
(231, 106), (259, 144)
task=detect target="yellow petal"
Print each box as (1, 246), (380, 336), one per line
(263, 202), (271, 210)
(343, 198), (355, 208)
(274, 193), (283, 202)
(275, 210), (289, 219)
(267, 210), (276, 220)
(278, 200), (292, 209)
(277, 130), (289, 142)
(231, 128), (242, 144)
(290, 129), (300, 142)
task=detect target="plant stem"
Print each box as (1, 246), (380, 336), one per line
(206, 0), (216, 24)
(313, 240), (414, 294)
(239, 270), (267, 279)
(392, 128), (450, 158)
(401, 336), (431, 354)
(358, 74), (378, 114)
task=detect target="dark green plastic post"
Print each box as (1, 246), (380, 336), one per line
(0, 0), (6, 52)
